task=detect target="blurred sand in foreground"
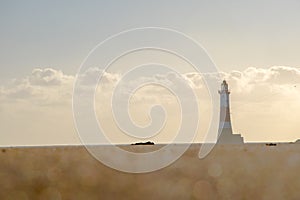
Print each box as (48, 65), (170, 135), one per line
(0, 143), (300, 200)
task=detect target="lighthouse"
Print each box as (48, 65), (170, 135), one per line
(218, 80), (243, 144)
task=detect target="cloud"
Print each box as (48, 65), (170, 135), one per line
(29, 68), (73, 86)
(0, 68), (74, 106)
(77, 67), (120, 86)
(181, 66), (300, 100)
(225, 66), (300, 87)
(2, 66), (300, 105)
(220, 66), (300, 103)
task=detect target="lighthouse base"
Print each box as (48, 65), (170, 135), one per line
(218, 129), (244, 144)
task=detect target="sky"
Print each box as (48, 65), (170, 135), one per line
(1, 0), (300, 145)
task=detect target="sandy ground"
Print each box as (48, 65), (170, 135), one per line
(0, 143), (299, 200)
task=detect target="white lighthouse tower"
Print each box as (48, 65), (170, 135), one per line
(218, 80), (243, 144)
